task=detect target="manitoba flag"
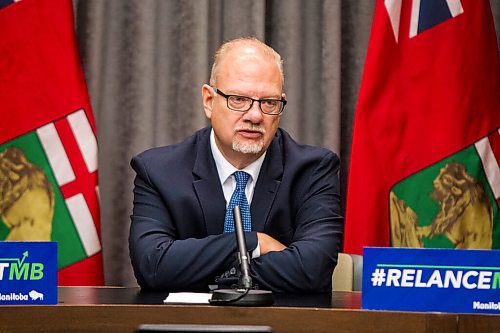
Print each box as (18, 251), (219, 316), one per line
(345, 0), (500, 254)
(0, 0), (103, 285)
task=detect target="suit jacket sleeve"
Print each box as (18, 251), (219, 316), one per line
(250, 150), (343, 293)
(129, 153), (258, 292)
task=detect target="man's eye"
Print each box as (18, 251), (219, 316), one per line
(231, 96), (249, 104)
(262, 100), (278, 107)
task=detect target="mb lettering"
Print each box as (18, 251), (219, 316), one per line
(0, 252), (44, 281)
(372, 268), (500, 289)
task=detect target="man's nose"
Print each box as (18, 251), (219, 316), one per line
(243, 101), (264, 123)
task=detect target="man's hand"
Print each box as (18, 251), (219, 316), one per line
(257, 232), (286, 255)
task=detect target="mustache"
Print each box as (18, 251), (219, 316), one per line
(234, 125), (266, 134)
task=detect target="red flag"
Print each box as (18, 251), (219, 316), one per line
(0, 0), (103, 285)
(345, 0), (500, 254)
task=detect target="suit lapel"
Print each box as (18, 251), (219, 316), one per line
(192, 128), (226, 235)
(250, 134), (283, 231)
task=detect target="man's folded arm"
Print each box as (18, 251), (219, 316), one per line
(249, 152), (344, 293)
(250, 214), (342, 293)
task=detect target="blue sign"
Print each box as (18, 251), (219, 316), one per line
(362, 247), (500, 314)
(0, 242), (57, 305)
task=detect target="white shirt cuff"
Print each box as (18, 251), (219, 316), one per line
(251, 241), (261, 259)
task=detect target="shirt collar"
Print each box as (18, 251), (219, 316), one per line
(210, 129), (266, 185)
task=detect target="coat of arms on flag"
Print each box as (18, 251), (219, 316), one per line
(0, 109), (101, 269)
(390, 130), (500, 249)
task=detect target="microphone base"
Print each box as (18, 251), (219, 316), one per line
(209, 289), (274, 307)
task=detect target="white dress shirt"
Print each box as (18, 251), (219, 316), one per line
(210, 129), (266, 257)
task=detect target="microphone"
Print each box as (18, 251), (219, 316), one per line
(233, 205), (252, 289)
(209, 206), (274, 306)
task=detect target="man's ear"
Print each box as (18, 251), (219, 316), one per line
(202, 84), (214, 119)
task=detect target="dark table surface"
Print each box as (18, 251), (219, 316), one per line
(1, 287), (499, 333)
(57, 286), (362, 309)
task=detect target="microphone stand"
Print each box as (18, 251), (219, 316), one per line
(210, 206), (274, 306)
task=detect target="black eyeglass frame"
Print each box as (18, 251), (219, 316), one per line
(213, 87), (287, 115)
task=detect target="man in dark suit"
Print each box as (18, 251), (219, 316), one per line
(129, 37), (343, 293)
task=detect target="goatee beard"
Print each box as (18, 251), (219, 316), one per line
(233, 125), (266, 154)
(233, 139), (264, 154)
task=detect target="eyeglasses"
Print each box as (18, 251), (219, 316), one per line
(213, 87), (287, 115)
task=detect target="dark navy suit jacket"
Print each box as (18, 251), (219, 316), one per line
(129, 127), (343, 293)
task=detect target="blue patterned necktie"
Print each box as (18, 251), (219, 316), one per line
(224, 171), (251, 233)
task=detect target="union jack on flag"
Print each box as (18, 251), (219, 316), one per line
(385, 0), (464, 41)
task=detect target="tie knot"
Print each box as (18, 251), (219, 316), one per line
(233, 171), (250, 190)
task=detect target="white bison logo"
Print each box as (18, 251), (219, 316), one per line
(29, 290), (44, 301)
